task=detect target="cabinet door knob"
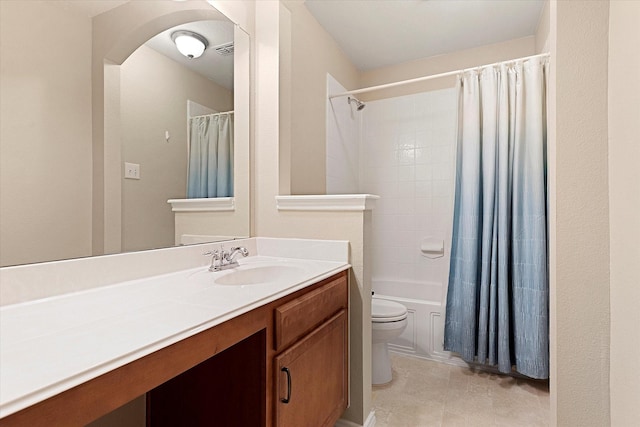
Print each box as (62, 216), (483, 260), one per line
(281, 367), (292, 404)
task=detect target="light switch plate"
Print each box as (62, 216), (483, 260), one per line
(124, 162), (140, 179)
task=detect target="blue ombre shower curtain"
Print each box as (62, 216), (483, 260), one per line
(443, 58), (548, 379)
(187, 113), (234, 198)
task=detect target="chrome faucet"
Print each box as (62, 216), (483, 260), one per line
(223, 246), (249, 265)
(203, 246), (249, 272)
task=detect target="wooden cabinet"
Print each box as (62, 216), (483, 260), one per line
(273, 274), (348, 427)
(274, 311), (348, 427)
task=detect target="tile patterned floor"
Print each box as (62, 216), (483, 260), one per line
(371, 354), (550, 427)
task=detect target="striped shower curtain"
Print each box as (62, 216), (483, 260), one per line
(187, 113), (234, 198)
(443, 58), (549, 379)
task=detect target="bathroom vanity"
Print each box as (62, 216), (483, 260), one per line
(147, 271), (348, 427)
(0, 239), (350, 426)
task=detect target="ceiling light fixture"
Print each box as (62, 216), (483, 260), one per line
(171, 30), (208, 59)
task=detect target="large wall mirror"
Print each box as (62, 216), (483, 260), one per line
(0, 0), (250, 267)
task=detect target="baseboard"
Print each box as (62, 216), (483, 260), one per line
(335, 411), (376, 427)
(364, 411), (376, 427)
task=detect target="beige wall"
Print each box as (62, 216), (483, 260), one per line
(281, 0), (360, 195)
(608, 1), (640, 425)
(535, 0), (550, 54)
(120, 45), (232, 252)
(278, 3), (293, 195)
(360, 36), (536, 100)
(549, 1), (611, 425)
(256, 3), (371, 424)
(0, 1), (93, 267)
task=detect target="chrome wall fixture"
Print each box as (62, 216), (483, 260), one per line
(348, 96), (366, 111)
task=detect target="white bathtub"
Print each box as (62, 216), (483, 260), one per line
(372, 279), (457, 363)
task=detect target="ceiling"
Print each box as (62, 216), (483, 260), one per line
(145, 20), (235, 90)
(304, 0), (545, 71)
(63, 0), (128, 17)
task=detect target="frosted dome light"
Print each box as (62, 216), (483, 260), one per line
(171, 31), (208, 59)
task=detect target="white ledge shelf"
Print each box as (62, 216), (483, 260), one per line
(276, 194), (380, 211)
(167, 197), (235, 212)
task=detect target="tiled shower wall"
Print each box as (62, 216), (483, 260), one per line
(326, 86), (459, 359)
(360, 88), (457, 291)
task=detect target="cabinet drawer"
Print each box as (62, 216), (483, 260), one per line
(274, 271), (347, 351)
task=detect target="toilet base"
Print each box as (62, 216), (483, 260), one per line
(372, 341), (393, 385)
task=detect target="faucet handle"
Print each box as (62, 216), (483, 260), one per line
(203, 250), (219, 258)
(204, 250), (221, 272)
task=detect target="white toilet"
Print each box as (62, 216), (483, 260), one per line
(371, 298), (408, 385)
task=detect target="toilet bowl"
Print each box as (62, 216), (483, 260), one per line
(372, 298), (408, 385)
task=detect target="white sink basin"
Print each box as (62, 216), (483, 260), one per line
(214, 264), (306, 286)
(186, 256), (339, 287)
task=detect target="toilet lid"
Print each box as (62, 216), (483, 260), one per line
(372, 299), (407, 319)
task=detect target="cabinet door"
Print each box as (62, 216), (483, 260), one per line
(274, 310), (348, 427)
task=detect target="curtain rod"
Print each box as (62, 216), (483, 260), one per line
(190, 110), (234, 119)
(329, 52), (550, 99)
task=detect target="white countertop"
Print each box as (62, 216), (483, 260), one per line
(0, 255), (349, 419)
